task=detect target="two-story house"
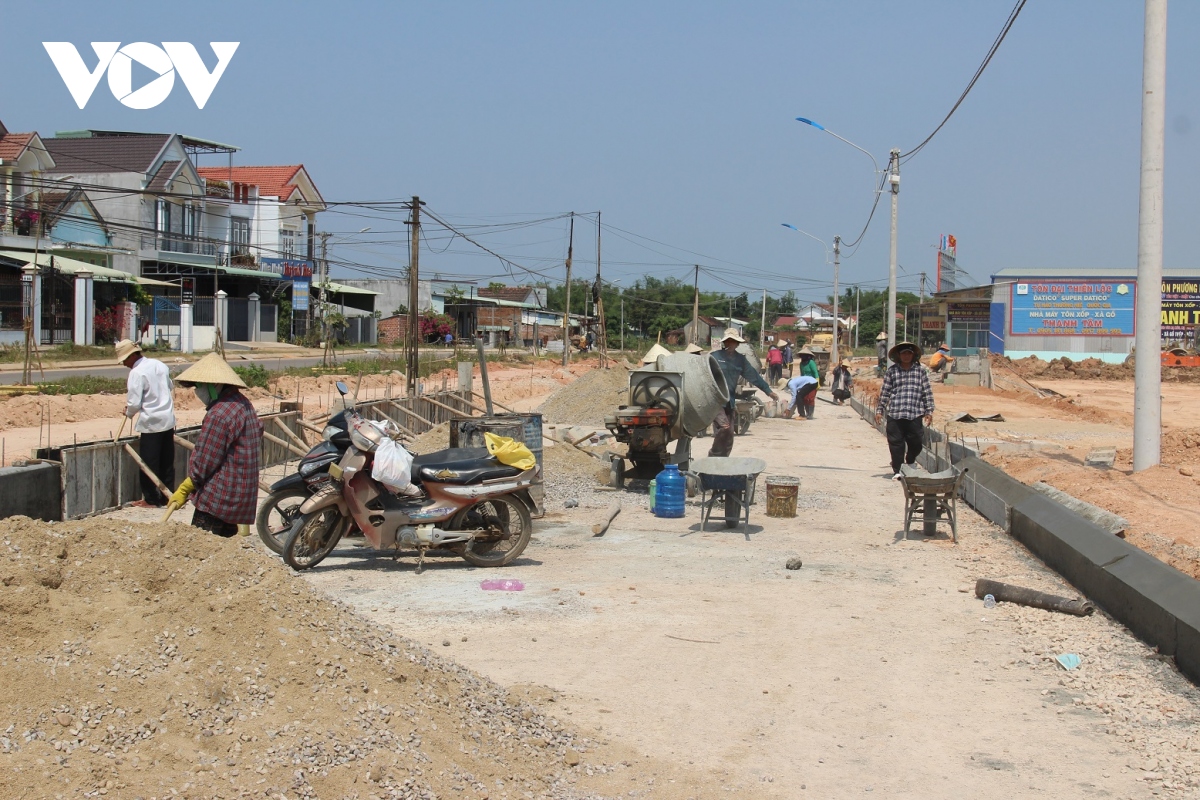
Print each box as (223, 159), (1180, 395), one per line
(1, 120), (150, 346)
(42, 130), (325, 346)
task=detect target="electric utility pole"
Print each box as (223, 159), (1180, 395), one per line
(1134, 0), (1167, 471)
(317, 231), (331, 326)
(831, 235), (841, 373)
(405, 197), (421, 394)
(855, 286), (861, 350)
(562, 213), (574, 368)
(887, 148), (900, 349)
(760, 289), (767, 353)
(690, 265), (700, 345)
(595, 210), (608, 367)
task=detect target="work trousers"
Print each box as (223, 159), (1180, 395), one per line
(768, 363), (783, 385)
(708, 406), (736, 458)
(138, 429), (176, 506)
(885, 416), (924, 474)
(191, 509), (238, 538)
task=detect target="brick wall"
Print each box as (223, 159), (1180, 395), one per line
(378, 315), (406, 346)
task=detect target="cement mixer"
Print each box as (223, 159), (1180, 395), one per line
(604, 351), (729, 488)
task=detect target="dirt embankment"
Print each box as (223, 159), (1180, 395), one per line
(0, 515), (661, 800)
(1002, 354), (1200, 383)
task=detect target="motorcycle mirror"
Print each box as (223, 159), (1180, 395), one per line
(335, 381), (349, 396)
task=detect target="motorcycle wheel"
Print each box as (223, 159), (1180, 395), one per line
(256, 488), (309, 555)
(455, 495), (533, 568)
(282, 509), (345, 570)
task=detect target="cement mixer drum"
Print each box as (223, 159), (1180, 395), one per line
(655, 352), (730, 436)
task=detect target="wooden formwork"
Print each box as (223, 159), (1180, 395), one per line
(36, 411), (304, 521)
(29, 390), (477, 521)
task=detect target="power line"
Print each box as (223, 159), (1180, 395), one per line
(899, 0), (1028, 162)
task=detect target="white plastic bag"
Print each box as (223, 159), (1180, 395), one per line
(371, 437), (414, 492)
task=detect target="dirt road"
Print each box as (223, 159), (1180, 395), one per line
(293, 397), (1200, 798)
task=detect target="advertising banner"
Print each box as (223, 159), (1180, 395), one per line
(1161, 279), (1200, 343)
(1010, 280), (1135, 336)
(947, 301), (990, 323)
(260, 258), (313, 277)
(292, 279), (310, 312)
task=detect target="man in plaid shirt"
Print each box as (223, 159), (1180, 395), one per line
(169, 353), (264, 537)
(875, 342), (934, 479)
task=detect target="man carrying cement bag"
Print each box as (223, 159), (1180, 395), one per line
(709, 329), (778, 457)
(166, 353), (264, 537)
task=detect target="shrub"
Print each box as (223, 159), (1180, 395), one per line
(233, 364), (271, 389)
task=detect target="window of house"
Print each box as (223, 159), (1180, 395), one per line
(281, 228), (296, 259)
(183, 204), (196, 239)
(949, 321), (989, 352)
(232, 218), (251, 255)
(156, 199), (171, 233)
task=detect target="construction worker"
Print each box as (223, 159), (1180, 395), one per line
(875, 331), (889, 375)
(875, 342), (935, 480)
(116, 339), (176, 508)
(168, 353), (264, 537)
(830, 359), (853, 404)
(684, 342), (704, 355)
(929, 343), (954, 373)
(709, 330), (779, 457)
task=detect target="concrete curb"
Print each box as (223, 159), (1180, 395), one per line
(850, 390), (1200, 685)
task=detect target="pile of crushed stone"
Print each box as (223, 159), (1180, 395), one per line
(0, 516), (624, 800)
(536, 369), (630, 426)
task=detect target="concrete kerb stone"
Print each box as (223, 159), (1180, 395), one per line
(850, 391), (1200, 686)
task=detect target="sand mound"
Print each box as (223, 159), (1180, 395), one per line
(0, 516), (602, 799)
(537, 369), (629, 425)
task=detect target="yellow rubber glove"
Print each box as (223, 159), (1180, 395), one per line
(162, 478), (196, 523)
(169, 477), (195, 508)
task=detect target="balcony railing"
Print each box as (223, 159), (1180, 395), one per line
(142, 233), (217, 256)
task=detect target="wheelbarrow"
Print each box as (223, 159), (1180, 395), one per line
(687, 457), (767, 536)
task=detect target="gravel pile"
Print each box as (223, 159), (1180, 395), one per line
(0, 516), (618, 799)
(537, 369), (630, 426)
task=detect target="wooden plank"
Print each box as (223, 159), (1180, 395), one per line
(262, 430), (309, 459)
(387, 400), (434, 429)
(70, 449), (95, 518)
(94, 445), (118, 514)
(273, 417), (308, 450)
(122, 443), (171, 500)
(419, 394), (470, 418)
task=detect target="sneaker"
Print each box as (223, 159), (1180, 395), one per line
(892, 472), (903, 480)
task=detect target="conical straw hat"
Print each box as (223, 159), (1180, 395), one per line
(684, 342), (704, 354)
(174, 352), (248, 388)
(640, 343), (670, 364)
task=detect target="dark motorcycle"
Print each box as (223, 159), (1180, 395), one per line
(255, 411), (351, 553)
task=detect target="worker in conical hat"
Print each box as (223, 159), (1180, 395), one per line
(165, 353), (264, 537)
(684, 342), (704, 354)
(640, 343), (671, 364)
(709, 329), (778, 457)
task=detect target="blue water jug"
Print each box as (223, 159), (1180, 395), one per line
(654, 464), (686, 518)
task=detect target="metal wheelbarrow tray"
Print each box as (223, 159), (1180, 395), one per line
(688, 457), (767, 533)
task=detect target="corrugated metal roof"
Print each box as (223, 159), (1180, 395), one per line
(0, 249), (134, 283)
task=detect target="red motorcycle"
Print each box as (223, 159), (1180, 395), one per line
(282, 383), (537, 572)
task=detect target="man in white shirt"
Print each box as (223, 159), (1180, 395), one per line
(117, 339), (177, 508)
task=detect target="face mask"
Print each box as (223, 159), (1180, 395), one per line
(194, 384), (218, 407)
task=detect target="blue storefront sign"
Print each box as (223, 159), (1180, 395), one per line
(1010, 280), (1135, 336)
(292, 279), (310, 312)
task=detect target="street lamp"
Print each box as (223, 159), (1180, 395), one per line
(781, 223), (841, 374)
(795, 117), (899, 351)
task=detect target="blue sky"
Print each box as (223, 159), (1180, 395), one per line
(3, 0), (1198, 304)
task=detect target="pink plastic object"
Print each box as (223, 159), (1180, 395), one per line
(480, 579), (525, 591)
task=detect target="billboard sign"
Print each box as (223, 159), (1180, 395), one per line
(260, 257), (313, 277)
(292, 279), (310, 312)
(947, 301), (990, 322)
(1161, 279), (1200, 343)
(1010, 281), (1134, 336)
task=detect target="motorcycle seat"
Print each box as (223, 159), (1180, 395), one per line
(414, 447), (522, 485)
